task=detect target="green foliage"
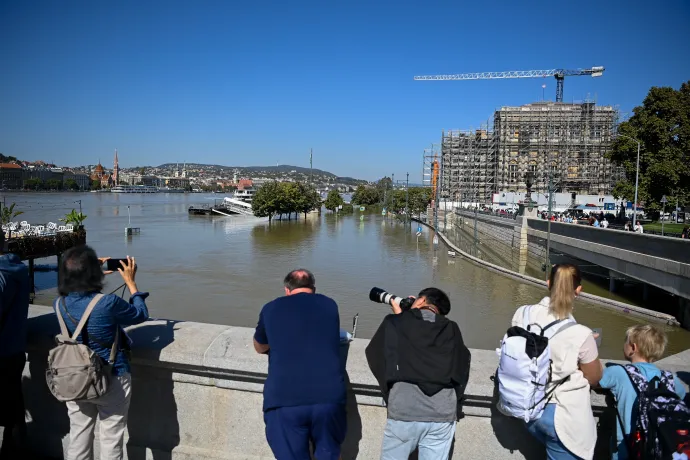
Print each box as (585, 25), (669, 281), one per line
(45, 178), (63, 190)
(1, 203), (23, 225)
(0, 154), (18, 163)
(324, 189), (344, 212)
(252, 181), (321, 221)
(65, 179), (79, 191)
(352, 185), (380, 206)
(296, 182), (321, 218)
(91, 179), (101, 190)
(608, 81), (690, 211)
(252, 181), (281, 222)
(408, 187), (432, 215)
(24, 178), (44, 190)
(60, 209), (87, 227)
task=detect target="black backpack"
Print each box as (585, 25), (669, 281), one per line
(614, 364), (690, 459)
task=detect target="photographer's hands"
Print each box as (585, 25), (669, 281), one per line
(390, 296), (416, 315)
(99, 257), (113, 275)
(117, 256), (139, 294)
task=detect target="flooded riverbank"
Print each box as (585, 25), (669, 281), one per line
(9, 192), (690, 358)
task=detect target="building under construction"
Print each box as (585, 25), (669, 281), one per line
(437, 102), (623, 204)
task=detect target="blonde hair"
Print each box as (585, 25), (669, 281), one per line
(548, 264), (582, 319)
(625, 325), (667, 362)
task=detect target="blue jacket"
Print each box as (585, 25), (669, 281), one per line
(0, 253), (30, 358)
(56, 291), (150, 375)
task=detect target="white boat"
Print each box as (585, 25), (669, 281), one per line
(222, 197), (255, 215)
(111, 185), (159, 194)
(158, 187), (186, 193)
(233, 188), (255, 203)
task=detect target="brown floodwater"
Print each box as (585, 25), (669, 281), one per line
(9, 192), (690, 358)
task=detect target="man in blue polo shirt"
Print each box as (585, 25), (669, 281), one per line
(254, 269), (346, 460)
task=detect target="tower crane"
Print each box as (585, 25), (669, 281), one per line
(414, 66), (605, 102)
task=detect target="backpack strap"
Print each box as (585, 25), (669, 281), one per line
(546, 319), (577, 339)
(611, 363), (647, 395)
(521, 305), (533, 330)
(657, 370), (676, 393)
(58, 294), (120, 364)
(54, 297), (71, 337)
(70, 294), (104, 341)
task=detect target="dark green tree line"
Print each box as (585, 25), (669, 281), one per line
(608, 81), (690, 212)
(252, 181), (321, 222)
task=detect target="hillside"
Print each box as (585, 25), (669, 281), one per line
(156, 163), (367, 185)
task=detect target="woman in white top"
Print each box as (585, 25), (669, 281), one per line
(511, 264), (603, 459)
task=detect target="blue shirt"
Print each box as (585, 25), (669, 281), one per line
(56, 291), (150, 376)
(254, 293), (346, 411)
(0, 254), (30, 358)
(600, 362), (687, 460)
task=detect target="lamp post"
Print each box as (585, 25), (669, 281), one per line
(661, 195), (668, 236)
(618, 134), (641, 229)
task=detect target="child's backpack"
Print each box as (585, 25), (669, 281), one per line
(615, 364), (690, 459)
(496, 304), (576, 422)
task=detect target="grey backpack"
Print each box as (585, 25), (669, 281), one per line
(46, 294), (119, 402)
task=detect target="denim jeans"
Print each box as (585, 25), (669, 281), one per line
(526, 404), (582, 460)
(381, 419), (456, 460)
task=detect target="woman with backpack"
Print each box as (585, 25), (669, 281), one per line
(54, 245), (149, 460)
(501, 264), (603, 459)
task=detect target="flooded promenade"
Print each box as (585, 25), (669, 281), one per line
(9, 192), (690, 357)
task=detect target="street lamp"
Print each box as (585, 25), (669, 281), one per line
(661, 195), (668, 236)
(617, 134), (641, 229)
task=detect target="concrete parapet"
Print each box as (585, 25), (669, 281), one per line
(21, 305), (690, 459)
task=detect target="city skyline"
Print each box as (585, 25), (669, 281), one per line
(1, 0), (689, 181)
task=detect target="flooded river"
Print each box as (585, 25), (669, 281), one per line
(8, 192), (690, 358)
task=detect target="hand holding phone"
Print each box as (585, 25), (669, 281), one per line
(106, 258), (128, 272)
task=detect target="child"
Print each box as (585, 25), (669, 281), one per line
(599, 325), (687, 459)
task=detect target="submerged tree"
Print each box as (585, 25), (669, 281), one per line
(324, 189), (344, 212)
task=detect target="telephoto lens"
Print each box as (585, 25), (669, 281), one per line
(369, 287), (414, 311)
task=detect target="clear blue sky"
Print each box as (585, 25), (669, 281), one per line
(1, 0), (688, 181)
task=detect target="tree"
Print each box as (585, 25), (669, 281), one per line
(608, 81), (690, 212)
(408, 187), (433, 215)
(352, 185), (380, 206)
(324, 189), (344, 212)
(139, 167), (146, 175)
(296, 182), (321, 219)
(1, 203), (23, 225)
(91, 179), (101, 190)
(65, 179), (79, 191)
(46, 178), (63, 190)
(279, 182), (299, 220)
(24, 178), (43, 190)
(252, 181), (281, 222)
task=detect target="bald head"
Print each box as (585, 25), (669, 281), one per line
(283, 269), (315, 295)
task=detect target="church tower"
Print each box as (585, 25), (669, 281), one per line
(113, 149), (119, 185)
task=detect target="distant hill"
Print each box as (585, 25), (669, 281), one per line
(156, 163), (367, 185)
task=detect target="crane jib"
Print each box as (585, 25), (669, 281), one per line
(412, 66), (605, 102)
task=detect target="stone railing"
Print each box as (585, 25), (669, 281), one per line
(23, 306), (690, 459)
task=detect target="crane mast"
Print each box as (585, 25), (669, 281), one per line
(414, 67), (604, 102)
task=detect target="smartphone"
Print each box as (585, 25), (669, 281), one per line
(105, 258), (128, 271)
(592, 328), (602, 348)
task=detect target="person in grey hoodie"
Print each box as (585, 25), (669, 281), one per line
(0, 231), (30, 459)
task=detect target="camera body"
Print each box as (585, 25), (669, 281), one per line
(369, 287), (414, 311)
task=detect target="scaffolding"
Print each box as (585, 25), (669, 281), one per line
(422, 144), (441, 227)
(440, 117), (496, 205)
(434, 101), (622, 207)
(494, 101), (621, 195)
